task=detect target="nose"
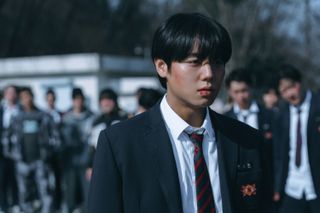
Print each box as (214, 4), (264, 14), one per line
(201, 63), (213, 80)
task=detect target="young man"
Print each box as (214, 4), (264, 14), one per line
(89, 13), (268, 213)
(273, 64), (320, 213)
(61, 87), (94, 212)
(44, 88), (63, 211)
(0, 85), (20, 212)
(7, 87), (57, 213)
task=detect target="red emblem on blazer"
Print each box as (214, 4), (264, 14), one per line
(241, 184), (256, 197)
(264, 132), (273, 139)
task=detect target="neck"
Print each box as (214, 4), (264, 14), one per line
(292, 90), (306, 107)
(238, 101), (251, 110)
(299, 90), (307, 105)
(168, 103), (206, 128)
(24, 105), (33, 112)
(6, 101), (16, 108)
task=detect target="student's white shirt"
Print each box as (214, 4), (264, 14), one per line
(160, 96), (223, 213)
(233, 101), (259, 130)
(285, 90), (317, 200)
(2, 102), (19, 128)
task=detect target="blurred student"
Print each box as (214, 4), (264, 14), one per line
(262, 86), (280, 111)
(44, 88), (63, 211)
(88, 88), (128, 180)
(7, 87), (57, 213)
(135, 88), (163, 115)
(61, 87), (94, 212)
(0, 85), (20, 212)
(273, 64), (320, 213)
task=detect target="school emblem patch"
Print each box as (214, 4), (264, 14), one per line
(241, 184), (256, 197)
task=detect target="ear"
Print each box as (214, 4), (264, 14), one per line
(154, 59), (169, 78)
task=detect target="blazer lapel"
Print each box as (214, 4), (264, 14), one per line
(144, 105), (183, 213)
(216, 131), (235, 213)
(307, 92), (316, 144)
(210, 110), (236, 213)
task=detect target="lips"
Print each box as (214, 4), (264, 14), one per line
(198, 87), (212, 92)
(198, 87), (213, 96)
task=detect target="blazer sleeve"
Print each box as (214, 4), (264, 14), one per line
(88, 130), (123, 213)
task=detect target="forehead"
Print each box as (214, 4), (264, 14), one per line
(20, 91), (32, 97)
(279, 79), (295, 89)
(5, 87), (16, 93)
(229, 81), (249, 91)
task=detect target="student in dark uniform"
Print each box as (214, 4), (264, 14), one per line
(0, 85), (20, 212)
(273, 64), (320, 213)
(89, 13), (269, 213)
(7, 87), (58, 213)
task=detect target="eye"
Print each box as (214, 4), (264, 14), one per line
(186, 58), (201, 65)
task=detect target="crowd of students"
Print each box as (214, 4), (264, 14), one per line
(0, 86), (162, 213)
(0, 62), (319, 213)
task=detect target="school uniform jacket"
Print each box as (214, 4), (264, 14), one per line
(273, 92), (320, 197)
(89, 103), (268, 213)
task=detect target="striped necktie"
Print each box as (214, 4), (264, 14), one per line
(187, 129), (215, 213)
(295, 108), (302, 167)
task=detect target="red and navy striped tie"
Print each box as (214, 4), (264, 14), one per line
(188, 130), (215, 213)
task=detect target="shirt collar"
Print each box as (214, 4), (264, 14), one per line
(160, 95), (214, 140)
(2, 101), (19, 111)
(290, 90), (312, 113)
(233, 101), (259, 115)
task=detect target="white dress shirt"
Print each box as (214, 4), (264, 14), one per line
(233, 101), (259, 130)
(2, 102), (19, 128)
(285, 91), (317, 200)
(160, 96), (223, 213)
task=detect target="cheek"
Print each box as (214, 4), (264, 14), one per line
(171, 72), (189, 86)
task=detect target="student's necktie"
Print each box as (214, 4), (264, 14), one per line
(187, 129), (215, 213)
(295, 108), (302, 167)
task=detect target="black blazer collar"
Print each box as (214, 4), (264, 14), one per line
(144, 104), (183, 213)
(143, 104), (235, 213)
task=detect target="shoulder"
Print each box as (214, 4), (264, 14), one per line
(223, 107), (234, 117)
(104, 110), (150, 138)
(210, 110), (262, 149)
(97, 110), (153, 159)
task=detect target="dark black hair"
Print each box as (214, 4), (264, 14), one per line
(72, 87), (84, 99)
(138, 88), (163, 110)
(277, 64), (302, 84)
(19, 87), (33, 97)
(225, 68), (252, 89)
(152, 13), (232, 88)
(99, 88), (118, 102)
(46, 88), (56, 99)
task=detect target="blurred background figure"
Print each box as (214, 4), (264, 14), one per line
(262, 86), (280, 111)
(92, 88), (128, 129)
(61, 87), (94, 213)
(224, 68), (275, 212)
(45, 89), (62, 124)
(135, 88), (163, 115)
(6, 87), (58, 213)
(0, 85), (20, 213)
(44, 88), (64, 212)
(273, 64), (320, 213)
(88, 88), (129, 181)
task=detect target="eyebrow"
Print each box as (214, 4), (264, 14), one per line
(188, 53), (200, 57)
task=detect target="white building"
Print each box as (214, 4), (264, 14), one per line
(0, 53), (161, 113)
